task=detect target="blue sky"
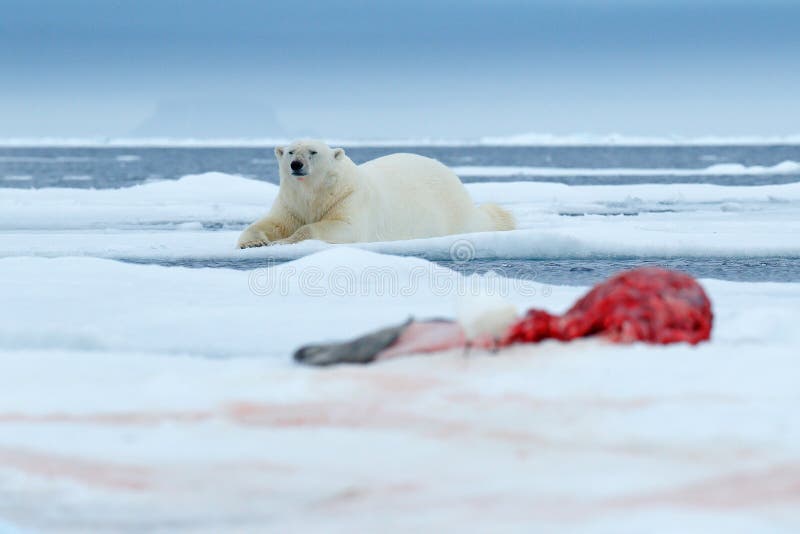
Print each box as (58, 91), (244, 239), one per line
(1, 0), (798, 138)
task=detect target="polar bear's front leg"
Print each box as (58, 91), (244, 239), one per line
(237, 209), (299, 249)
(237, 224), (272, 249)
(277, 220), (356, 245)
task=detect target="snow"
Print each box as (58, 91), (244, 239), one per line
(2, 172), (800, 261)
(454, 160), (800, 177)
(115, 155), (142, 162)
(476, 132), (800, 147)
(2, 169), (800, 531)
(0, 249), (799, 531)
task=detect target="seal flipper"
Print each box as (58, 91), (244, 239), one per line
(293, 318), (413, 366)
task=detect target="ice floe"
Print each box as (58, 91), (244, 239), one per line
(0, 249), (799, 531)
(1, 172), (798, 261)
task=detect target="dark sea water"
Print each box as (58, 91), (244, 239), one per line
(2, 144), (799, 188)
(123, 256), (800, 285)
(3, 144), (800, 283)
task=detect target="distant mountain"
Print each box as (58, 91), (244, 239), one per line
(130, 97), (286, 138)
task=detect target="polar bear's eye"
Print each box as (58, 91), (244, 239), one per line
(288, 151), (294, 155)
(309, 150), (317, 155)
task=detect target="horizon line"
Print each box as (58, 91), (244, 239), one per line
(2, 133), (800, 148)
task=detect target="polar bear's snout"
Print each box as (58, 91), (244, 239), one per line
(290, 160), (305, 175)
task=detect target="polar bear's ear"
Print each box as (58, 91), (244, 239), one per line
(333, 148), (345, 160)
(274, 146), (285, 158)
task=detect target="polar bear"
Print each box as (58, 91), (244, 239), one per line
(237, 140), (514, 248)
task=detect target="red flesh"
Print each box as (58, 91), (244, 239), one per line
(501, 267), (713, 346)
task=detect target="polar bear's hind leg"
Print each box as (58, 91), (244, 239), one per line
(479, 203), (516, 231)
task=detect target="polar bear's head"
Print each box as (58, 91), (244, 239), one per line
(274, 140), (346, 182)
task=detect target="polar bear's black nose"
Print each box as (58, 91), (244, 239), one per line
(290, 160), (304, 172)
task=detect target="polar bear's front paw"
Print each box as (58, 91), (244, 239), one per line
(239, 239), (270, 249)
(237, 226), (271, 249)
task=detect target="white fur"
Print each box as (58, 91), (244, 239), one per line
(237, 139), (515, 248)
(456, 293), (519, 342)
